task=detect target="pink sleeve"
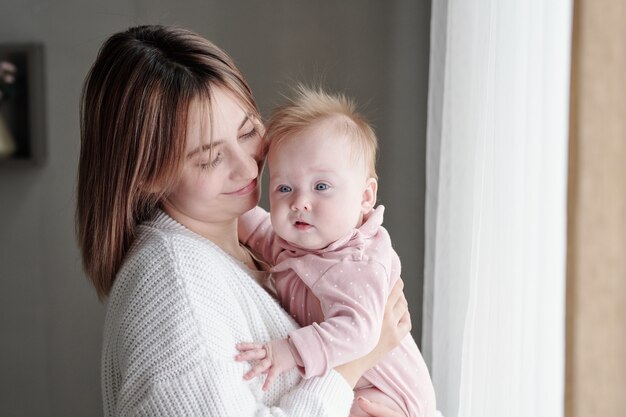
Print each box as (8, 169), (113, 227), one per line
(238, 206), (278, 264)
(275, 272), (325, 328)
(287, 260), (391, 378)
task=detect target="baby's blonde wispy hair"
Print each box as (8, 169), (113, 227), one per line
(264, 85), (378, 180)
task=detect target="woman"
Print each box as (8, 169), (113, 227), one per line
(77, 25), (410, 416)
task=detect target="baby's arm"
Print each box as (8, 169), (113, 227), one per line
(235, 274), (406, 398)
(238, 206), (277, 262)
(289, 261), (392, 378)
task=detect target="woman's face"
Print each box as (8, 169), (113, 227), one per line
(163, 87), (265, 235)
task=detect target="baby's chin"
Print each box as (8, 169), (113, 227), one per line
(278, 233), (333, 251)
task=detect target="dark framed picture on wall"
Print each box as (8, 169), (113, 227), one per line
(0, 43), (45, 163)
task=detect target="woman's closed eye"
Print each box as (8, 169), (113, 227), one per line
(239, 126), (258, 141)
(199, 152), (222, 170)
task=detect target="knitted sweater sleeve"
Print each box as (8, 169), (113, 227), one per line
(104, 229), (353, 417)
(129, 362), (352, 417)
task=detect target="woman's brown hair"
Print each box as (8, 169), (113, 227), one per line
(77, 25), (260, 299)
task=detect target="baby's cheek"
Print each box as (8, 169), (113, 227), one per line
(271, 210), (291, 240)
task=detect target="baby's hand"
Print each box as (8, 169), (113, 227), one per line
(235, 339), (298, 391)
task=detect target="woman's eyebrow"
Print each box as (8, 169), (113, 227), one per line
(239, 114), (254, 132)
(186, 141), (223, 159)
(186, 115), (251, 159)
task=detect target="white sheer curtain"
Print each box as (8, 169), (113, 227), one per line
(423, 1), (572, 417)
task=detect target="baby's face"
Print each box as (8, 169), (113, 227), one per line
(268, 118), (375, 250)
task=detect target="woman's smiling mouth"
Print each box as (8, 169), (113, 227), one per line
(225, 178), (257, 196)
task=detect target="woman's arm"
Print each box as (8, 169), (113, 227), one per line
(235, 261), (396, 386)
(108, 234), (356, 417)
(236, 278), (411, 391)
(124, 358), (355, 417)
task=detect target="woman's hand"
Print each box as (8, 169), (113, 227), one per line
(351, 396), (405, 417)
(335, 279), (411, 387)
(375, 278), (411, 355)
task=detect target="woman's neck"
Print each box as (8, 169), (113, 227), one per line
(162, 204), (240, 253)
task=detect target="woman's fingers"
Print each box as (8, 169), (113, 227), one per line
(400, 308), (411, 328)
(387, 279), (408, 323)
(391, 291), (408, 318)
(387, 279), (404, 305)
(356, 397), (404, 417)
(384, 278), (411, 345)
(397, 310), (411, 339)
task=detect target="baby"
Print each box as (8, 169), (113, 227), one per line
(236, 87), (436, 417)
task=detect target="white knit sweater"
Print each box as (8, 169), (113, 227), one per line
(101, 211), (354, 416)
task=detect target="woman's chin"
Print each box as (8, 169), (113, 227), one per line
(240, 190), (260, 214)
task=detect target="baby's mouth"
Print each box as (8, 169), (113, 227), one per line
(294, 220), (313, 230)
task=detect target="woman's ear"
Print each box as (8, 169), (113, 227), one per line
(361, 177), (378, 213)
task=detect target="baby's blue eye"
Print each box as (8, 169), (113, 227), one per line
(277, 185), (292, 193)
(315, 183), (330, 191)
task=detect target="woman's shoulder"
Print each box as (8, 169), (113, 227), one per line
(110, 218), (239, 320)
(106, 221), (211, 333)
(132, 212), (222, 259)
(102, 219), (256, 398)
(106, 213), (271, 352)
(118, 214), (233, 286)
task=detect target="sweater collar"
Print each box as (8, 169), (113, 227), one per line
(148, 209), (188, 232)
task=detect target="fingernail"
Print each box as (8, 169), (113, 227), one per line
(357, 396), (370, 404)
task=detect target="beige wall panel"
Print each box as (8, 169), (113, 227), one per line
(566, 1), (626, 416)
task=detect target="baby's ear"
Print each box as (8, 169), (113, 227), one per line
(361, 177), (378, 213)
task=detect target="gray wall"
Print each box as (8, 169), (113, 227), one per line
(0, 1), (430, 416)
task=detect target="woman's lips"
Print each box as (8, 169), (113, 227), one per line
(225, 179), (257, 196)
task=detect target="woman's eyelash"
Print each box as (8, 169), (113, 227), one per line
(197, 127), (256, 170)
(210, 154), (222, 167)
(200, 153), (222, 170)
(240, 127), (258, 140)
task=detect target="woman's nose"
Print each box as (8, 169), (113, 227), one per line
(231, 147), (258, 181)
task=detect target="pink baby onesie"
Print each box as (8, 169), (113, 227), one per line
(239, 205), (436, 417)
